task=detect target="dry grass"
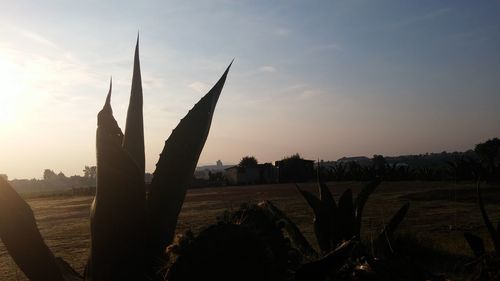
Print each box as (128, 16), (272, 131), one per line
(1, 181), (499, 280)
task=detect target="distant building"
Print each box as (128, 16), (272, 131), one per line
(193, 169), (211, 180)
(275, 158), (315, 183)
(0, 174), (7, 181)
(194, 161), (234, 180)
(225, 163), (277, 185)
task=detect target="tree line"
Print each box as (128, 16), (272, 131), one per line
(319, 138), (500, 182)
(9, 166), (97, 194)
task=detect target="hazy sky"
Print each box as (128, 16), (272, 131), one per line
(1, 0), (499, 179)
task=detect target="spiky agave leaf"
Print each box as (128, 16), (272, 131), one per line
(55, 258), (84, 281)
(90, 79), (146, 281)
(258, 200), (318, 258)
(296, 184), (324, 215)
(296, 184), (333, 252)
(354, 180), (380, 236)
(318, 181), (345, 249)
(337, 188), (355, 241)
(464, 232), (486, 258)
(377, 202), (410, 244)
(294, 239), (355, 281)
(477, 182), (500, 252)
(0, 177), (66, 281)
(318, 181), (337, 213)
(147, 61), (233, 260)
(122, 36), (145, 175)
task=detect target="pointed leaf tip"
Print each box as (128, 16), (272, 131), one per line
(464, 232), (485, 257)
(103, 78), (112, 111)
(135, 36), (140, 55)
(123, 35), (145, 175)
(227, 59), (234, 72)
(214, 60), (233, 85)
(318, 181), (336, 212)
(382, 202), (410, 238)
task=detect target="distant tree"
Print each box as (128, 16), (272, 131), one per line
(446, 157), (480, 181)
(43, 169), (57, 181)
(385, 163), (411, 181)
(331, 162), (346, 181)
(372, 155), (387, 177)
(474, 138), (500, 176)
(57, 172), (67, 180)
(286, 153), (302, 160)
(83, 166), (97, 179)
(345, 161), (362, 180)
(239, 156), (258, 168)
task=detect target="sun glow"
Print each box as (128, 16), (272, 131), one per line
(0, 48), (53, 133)
(0, 55), (28, 128)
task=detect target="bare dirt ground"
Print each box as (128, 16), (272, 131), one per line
(1, 181), (499, 280)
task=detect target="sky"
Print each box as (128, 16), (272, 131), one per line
(0, 0), (499, 179)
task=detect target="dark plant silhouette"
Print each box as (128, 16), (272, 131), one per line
(166, 224), (279, 281)
(291, 180), (435, 281)
(464, 183), (500, 280)
(0, 38), (232, 281)
(0, 177), (67, 281)
(166, 203), (301, 281)
(295, 180), (410, 253)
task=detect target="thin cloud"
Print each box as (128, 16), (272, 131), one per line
(188, 81), (209, 93)
(3, 24), (61, 49)
(18, 28), (59, 49)
(258, 66), (277, 73)
(276, 83), (325, 101)
(278, 83), (308, 94)
(142, 76), (167, 90)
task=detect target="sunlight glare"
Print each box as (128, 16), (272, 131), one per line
(0, 54), (28, 128)
(0, 48), (52, 134)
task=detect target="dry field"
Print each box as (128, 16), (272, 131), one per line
(1, 181), (499, 280)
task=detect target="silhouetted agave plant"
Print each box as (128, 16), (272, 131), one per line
(295, 180), (409, 253)
(165, 203), (302, 281)
(464, 183), (500, 280)
(0, 38), (232, 281)
(293, 180), (412, 280)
